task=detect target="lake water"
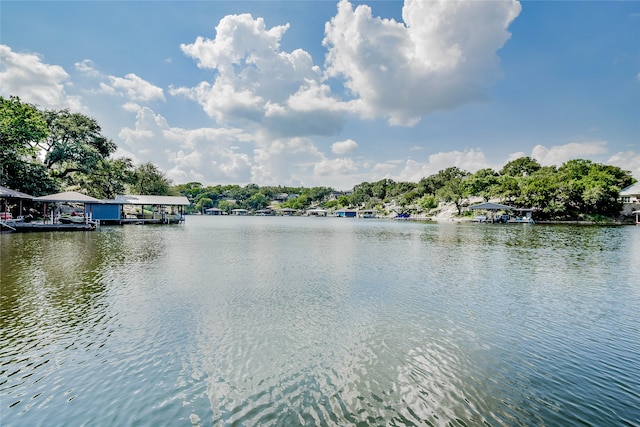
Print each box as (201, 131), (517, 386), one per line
(1, 216), (639, 426)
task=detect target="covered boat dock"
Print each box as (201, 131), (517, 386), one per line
(3, 191), (102, 232)
(468, 202), (535, 224)
(0, 186), (35, 222)
(85, 194), (190, 224)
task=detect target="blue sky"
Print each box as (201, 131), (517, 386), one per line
(2, 0), (638, 189)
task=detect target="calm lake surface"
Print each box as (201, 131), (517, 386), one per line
(1, 216), (639, 426)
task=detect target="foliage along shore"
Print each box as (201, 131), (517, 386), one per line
(1, 96), (637, 223)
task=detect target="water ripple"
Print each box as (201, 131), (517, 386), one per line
(2, 219), (639, 426)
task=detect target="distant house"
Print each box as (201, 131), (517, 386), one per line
(231, 208), (248, 216)
(620, 182), (640, 204)
(329, 191), (352, 201)
(273, 193), (289, 203)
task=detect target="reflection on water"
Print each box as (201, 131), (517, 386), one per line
(1, 218), (639, 426)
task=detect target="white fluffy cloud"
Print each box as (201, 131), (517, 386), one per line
(323, 0), (521, 125)
(118, 107), (255, 183)
(607, 151), (640, 180)
(0, 44), (83, 110)
(103, 73), (165, 102)
(116, 107), (364, 187)
(174, 13), (348, 137)
(74, 59), (164, 104)
(529, 141), (608, 166)
(331, 139), (359, 154)
(396, 148), (492, 181)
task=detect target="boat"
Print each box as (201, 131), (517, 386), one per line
(58, 214), (89, 224)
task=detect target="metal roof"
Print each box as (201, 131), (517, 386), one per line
(0, 186), (34, 199)
(114, 194), (190, 206)
(620, 182), (640, 196)
(32, 191), (104, 203)
(468, 202), (515, 210)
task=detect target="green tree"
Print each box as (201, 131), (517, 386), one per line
(417, 194), (438, 211)
(2, 159), (58, 196)
(350, 182), (373, 205)
(217, 199), (236, 213)
(500, 157), (541, 177)
(337, 195), (351, 207)
(130, 162), (172, 195)
(282, 195), (309, 210)
(517, 166), (561, 219)
(195, 197), (214, 213)
(69, 157), (135, 199)
(0, 96), (46, 159)
(466, 168), (499, 201)
(301, 186), (332, 203)
(418, 167), (469, 197)
(37, 109), (117, 181)
(557, 159), (633, 218)
(247, 192), (269, 210)
(0, 96), (55, 194)
(495, 175), (521, 203)
(436, 176), (469, 215)
(371, 179), (394, 200)
(174, 182), (204, 200)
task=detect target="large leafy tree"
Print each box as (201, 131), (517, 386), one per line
(436, 175), (469, 215)
(0, 96), (58, 195)
(0, 96), (46, 158)
(465, 168), (499, 201)
(1, 97), (131, 196)
(557, 159), (633, 218)
(500, 156), (541, 177)
(130, 162), (173, 195)
(516, 166), (561, 219)
(69, 157), (135, 199)
(37, 109), (117, 180)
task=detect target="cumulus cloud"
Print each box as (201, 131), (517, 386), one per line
(331, 139), (359, 154)
(314, 157), (358, 176)
(74, 59), (100, 77)
(103, 73), (165, 102)
(323, 0), (521, 125)
(607, 151), (640, 180)
(118, 107), (255, 183)
(115, 106), (375, 188)
(0, 44), (83, 110)
(396, 148), (492, 181)
(529, 141), (608, 166)
(174, 13), (348, 137)
(75, 59), (164, 104)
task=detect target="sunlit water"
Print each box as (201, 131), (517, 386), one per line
(1, 216), (639, 426)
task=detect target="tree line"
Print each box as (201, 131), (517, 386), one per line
(2, 96), (635, 220)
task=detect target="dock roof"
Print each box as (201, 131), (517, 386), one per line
(0, 186), (35, 199)
(114, 195), (190, 206)
(33, 191), (104, 203)
(468, 202), (515, 211)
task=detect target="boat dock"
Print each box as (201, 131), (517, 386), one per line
(2, 221), (97, 233)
